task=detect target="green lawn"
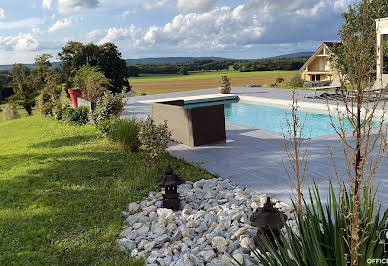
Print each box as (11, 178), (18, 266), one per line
(0, 115), (212, 265)
(129, 70), (297, 82)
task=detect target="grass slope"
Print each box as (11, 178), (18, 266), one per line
(0, 116), (212, 265)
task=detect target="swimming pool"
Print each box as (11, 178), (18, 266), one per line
(224, 101), (356, 138)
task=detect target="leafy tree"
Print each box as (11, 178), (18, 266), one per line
(127, 65), (140, 77)
(39, 67), (62, 116)
(32, 53), (53, 92)
(58, 42), (129, 94)
(73, 64), (111, 102)
(9, 64), (38, 115)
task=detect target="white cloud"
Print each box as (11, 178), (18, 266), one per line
(0, 8), (5, 19)
(58, 0), (99, 14)
(144, 0), (173, 10)
(176, 0), (219, 13)
(86, 29), (105, 41)
(333, 0), (357, 10)
(121, 10), (136, 18)
(0, 18), (43, 30)
(0, 33), (40, 51)
(140, 0), (343, 50)
(295, 1), (327, 17)
(42, 0), (53, 9)
(48, 18), (72, 32)
(98, 25), (141, 45)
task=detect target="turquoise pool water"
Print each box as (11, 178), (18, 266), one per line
(224, 101), (355, 138)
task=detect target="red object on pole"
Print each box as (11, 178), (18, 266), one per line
(68, 89), (81, 107)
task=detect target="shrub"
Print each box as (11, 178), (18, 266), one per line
(275, 77), (285, 84)
(111, 118), (141, 152)
(288, 73), (305, 88)
(96, 118), (119, 138)
(1, 104), (16, 120)
(246, 84), (262, 87)
(220, 75), (231, 88)
(54, 103), (68, 121)
(251, 182), (388, 265)
(63, 106), (89, 125)
(73, 64), (111, 102)
(138, 116), (171, 162)
(90, 91), (126, 125)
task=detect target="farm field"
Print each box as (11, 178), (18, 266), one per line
(130, 70), (298, 95)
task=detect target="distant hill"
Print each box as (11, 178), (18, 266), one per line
(269, 52), (313, 59)
(0, 62), (61, 71)
(0, 53), (313, 71)
(125, 57), (230, 65)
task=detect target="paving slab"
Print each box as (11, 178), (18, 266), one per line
(124, 87), (388, 209)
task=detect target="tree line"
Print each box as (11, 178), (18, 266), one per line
(1, 42), (130, 115)
(126, 57), (310, 76)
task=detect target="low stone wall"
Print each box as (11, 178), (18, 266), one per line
(117, 178), (293, 266)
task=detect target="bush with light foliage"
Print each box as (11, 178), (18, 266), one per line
(138, 116), (171, 162)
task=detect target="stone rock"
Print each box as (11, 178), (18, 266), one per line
(128, 202), (141, 214)
(200, 250), (216, 262)
(211, 236), (229, 248)
(152, 224), (165, 235)
(231, 213), (242, 221)
(240, 236), (254, 251)
(172, 229), (182, 241)
(138, 239), (148, 250)
(117, 238), (136, 251)
(155, 235), (170, 247)
(117, 178), (292, 265)
(251, 202), (260, 210)
(233, 227), (248, 239)
(132, 223), (143, 230)
(220, 254), (235, 266)
(157, 208), (173, 219)
(231, 251), (244, 265)
(130, 248), (139, 257)
(144, 241), (156, 251)
(137, 225), (149, 235)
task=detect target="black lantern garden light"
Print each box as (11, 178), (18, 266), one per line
(250, 197), (286, 247)
(157, 166), (185, 211)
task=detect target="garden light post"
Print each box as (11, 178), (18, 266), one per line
(250, 197), (286, 247)
(157, 166), (185, 211)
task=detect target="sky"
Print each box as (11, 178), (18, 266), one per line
(0, 0), (358, 64)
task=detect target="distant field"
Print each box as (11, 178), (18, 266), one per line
(130, 70), (297, 95)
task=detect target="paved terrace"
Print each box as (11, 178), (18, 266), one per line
(123, 87), (388, 209)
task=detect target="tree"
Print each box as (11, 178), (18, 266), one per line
(329, 1), (388, 265)
(73, 64), (111, 102)
(58, 42), (129, 94)
(9, 64), (38, 115)
(32, 53), (53, 93)
(39, 67), (62, 116)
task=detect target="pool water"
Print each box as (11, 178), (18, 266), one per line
(224, 102), (357, 138)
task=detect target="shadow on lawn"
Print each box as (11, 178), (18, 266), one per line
(0, 146), (210, 264)
(0, 149), (153, 265)
(29, 134), (98, 149)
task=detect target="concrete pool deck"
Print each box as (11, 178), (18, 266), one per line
(123, 87), (388, 208)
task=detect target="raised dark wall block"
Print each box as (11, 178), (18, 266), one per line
(151, 100), (226, 147)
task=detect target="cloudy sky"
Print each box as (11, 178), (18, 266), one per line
(0, 0), (357, 64)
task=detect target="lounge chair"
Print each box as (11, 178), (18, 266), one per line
(305, 75), (342, 98)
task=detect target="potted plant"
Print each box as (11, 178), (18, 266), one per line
(67, 86), (81, 107)
(219, 75), (231, 94)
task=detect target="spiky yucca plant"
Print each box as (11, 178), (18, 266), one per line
(250, 182), (387, 266)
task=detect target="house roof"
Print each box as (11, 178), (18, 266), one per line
(299, 42), (341, 72)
